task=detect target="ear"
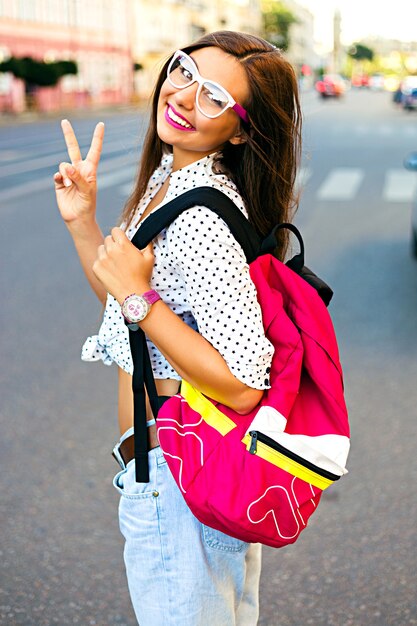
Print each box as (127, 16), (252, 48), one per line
(229, 131), (247, 146)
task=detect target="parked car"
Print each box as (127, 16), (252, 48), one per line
(351, 73), (369, 88)
(401, 76), (417, 111)
(369, 73), (386, 90)
(403, 152), (417, 257)
(315, 74), (347, 98)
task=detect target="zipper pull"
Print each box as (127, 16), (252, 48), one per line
(249, 431), (258, 455)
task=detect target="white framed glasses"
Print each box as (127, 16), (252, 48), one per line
(167, 50), (249, 123)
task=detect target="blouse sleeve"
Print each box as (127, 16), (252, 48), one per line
(165, 205), (274, 389)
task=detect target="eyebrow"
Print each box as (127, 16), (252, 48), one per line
(188, 52), (200, 71)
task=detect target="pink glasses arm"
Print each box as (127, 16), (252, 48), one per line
(232, 102), (249, 124)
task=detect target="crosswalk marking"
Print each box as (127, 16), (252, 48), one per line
(0, 155), (136, 204)
(317, 168), (364, 200)
(0, 139), (139, 178)
(295, 166), (312, 189)
(382, 169), (417, 202)
(98, 168), (135, 190)
(2, 164), (416, 206)
(324, 123), (417, 137)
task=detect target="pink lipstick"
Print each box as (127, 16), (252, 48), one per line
(165, 104), (195, 132)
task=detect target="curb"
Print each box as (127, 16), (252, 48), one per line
(0, 102), (150, 128)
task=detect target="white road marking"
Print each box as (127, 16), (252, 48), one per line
(0, 150), (24, 161)
(0, 139), (139, 178)
(0, 154), (136, 203)
(98, 167), (135, 190)
(296, 167), (312, 189)
(382, 169), (417, 202)
(317, 168), (364, 200)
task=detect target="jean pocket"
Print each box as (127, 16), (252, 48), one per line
(112, 463), (158, 500)
(202, 524), (248, 553)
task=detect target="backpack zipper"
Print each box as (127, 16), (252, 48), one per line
(248, 431), (340, 482)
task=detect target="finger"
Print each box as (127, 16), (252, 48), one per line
(53, 172), (64, 189)
(111, 227), (128, 245)
(58, 161), (73, 187)
(65, 164), (91, 192)
(97, 244), (106, 260)
(104, 234), (118, 253)
(86, 122), (105, 168)
(61, 119), (82, 164)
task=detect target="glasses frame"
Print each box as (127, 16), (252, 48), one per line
(166, 50), (249, 124)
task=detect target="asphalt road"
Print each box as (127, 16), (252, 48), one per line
(0, 89), (416, 625)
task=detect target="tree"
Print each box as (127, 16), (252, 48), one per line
(348, 43), (374, 62)
(262, 1), (298, 51)
(0, 56), (77, 88)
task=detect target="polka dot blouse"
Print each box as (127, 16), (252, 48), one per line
(82, 152), (274, 389)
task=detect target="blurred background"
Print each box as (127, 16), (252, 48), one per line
(1, 2), (417, 626)
(1, 0), (417, 112)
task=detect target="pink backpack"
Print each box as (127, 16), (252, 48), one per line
(129, 188), (350, 548)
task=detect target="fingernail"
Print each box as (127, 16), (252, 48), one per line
(64, 178), (72, 187)
(67, 166), (75, 175)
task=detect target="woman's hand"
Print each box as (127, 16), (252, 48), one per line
(54, 119), (104, 225)
(92, 228), (155, 304)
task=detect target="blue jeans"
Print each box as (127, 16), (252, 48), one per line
(113, 444), (262, 626)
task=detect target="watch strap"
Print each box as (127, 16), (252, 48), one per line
(142, 289), (161, 305)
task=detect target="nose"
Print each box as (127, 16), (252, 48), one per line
(173, 82), (198, 111)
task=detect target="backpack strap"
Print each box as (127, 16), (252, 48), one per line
(131, 186), (261, 263)
(132, 187), (332, 303)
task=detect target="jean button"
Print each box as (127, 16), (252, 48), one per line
(152, 490), (159, 497)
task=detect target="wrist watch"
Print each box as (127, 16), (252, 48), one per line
(121, 290), (161, 330)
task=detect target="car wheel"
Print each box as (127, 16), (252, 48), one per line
(411, 226), (417, 259)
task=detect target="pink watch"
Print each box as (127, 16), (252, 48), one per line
(121, 290), (161, 329)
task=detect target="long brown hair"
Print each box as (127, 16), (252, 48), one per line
(121, 31), (302, 260)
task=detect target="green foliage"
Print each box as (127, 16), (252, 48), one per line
(262, 1), (298, 51)
(0, 56), (78, 87)
(348, 43), (374, 62)
(54, 60), (78, 77)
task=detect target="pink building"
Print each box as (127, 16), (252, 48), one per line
(0, 0), (134, 113)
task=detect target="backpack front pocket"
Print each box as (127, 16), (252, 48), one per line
(243, 431), (340, 491)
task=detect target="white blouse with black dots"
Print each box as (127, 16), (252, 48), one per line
(82, 151), (274, 389)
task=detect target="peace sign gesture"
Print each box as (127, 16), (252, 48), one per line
(54, 119), (104, 224)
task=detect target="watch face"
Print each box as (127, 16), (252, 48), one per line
(122, 295), (150, 323)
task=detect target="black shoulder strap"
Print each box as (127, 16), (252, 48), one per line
(130, 186), (262, 482)
(131, 186), (261, 263)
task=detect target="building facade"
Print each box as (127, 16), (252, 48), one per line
(0, 0), (263, 112)
(0, 0), (133, 112)
(130, 0), (263, 99)
(282, 0), (316, 73)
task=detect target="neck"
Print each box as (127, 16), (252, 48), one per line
(171, 147), (218, 172)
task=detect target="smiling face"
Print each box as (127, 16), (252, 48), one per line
(156, 46), (250, 170)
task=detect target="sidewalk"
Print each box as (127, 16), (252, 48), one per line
(0, 101), (149, 127)
(1, 90), (318, 128)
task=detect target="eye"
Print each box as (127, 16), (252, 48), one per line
(180, 66), (193, 81)
(202, 85), (228, 109)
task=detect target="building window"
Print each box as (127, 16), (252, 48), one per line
(18, 0), (37, 21)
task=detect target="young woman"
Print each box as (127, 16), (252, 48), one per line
(54, 31), (301, 626)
